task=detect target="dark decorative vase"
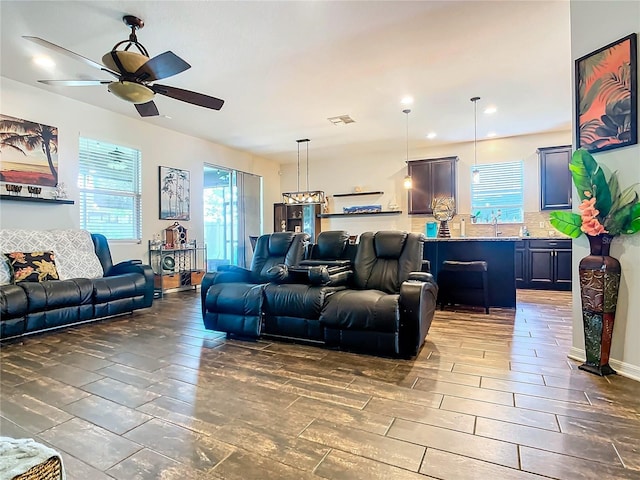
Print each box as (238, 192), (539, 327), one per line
(578, 234), (621, 376)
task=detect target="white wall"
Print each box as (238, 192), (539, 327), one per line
(0, 77), (281, 263)
(570, 2), (640, 379)
(280, 130), (571, 235)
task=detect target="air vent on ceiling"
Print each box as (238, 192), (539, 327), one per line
(328, 115), (355, 125)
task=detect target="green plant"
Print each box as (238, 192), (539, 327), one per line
(549, 149), (640, 238)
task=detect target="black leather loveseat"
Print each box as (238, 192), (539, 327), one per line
(0, 231), (154, 339)
(201, 230), (438, 357)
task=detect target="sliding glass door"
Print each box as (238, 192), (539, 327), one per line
(203, 165), (261, 269)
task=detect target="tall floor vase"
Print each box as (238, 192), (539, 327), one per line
(578, 234), (620, 376)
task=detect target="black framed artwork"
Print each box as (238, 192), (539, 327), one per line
(159, 166), (190, 220)
(575, 33), (637, 153)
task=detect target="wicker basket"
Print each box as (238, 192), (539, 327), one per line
(13, 456), (62, 480)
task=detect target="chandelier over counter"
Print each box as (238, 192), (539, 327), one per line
(282, 139), (326, 205)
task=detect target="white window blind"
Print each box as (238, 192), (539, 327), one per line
(471, 161), (524, 224)
(78, 138), (142, 241)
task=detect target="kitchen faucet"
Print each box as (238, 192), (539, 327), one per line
(491, 210), (502, 237)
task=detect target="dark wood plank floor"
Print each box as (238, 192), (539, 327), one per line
(1, 290), (639, 479)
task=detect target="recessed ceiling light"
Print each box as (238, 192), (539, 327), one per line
(162, 115), (172, 120)
(33, 56), (55, 68)
(487, 131), (497, 138)
(426, 132), (437, 139)
(484, 106), (497, 114)
(401, 96), (414, 105)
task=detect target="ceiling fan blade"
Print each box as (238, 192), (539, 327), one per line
(23, 36), (119, 77)
(135, 101), (160, 117)
(134, 51), (191, 82)
(151, 84), (224, 110)
(38, 80), (111, 86)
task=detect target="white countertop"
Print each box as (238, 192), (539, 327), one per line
(423, 236), (570, 242)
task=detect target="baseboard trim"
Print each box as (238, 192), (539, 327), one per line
(568, 347), (640, 382)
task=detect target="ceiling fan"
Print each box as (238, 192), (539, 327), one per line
(24, 15), (224, 117)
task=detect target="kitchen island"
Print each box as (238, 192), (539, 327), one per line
(424, 237), (520, 309)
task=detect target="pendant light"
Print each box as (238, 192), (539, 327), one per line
(403, 109), (412, 189)
(282, 139), (326, 204)
(471, 96), (481, 184)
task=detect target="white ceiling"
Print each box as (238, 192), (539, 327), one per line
(0, 1), (572, 165)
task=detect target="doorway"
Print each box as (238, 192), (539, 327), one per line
(203, 165), (262, 269)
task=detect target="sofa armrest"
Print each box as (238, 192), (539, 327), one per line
(107, 260), (154, 307)
(217, 264), (250, 274)
(398, 278), (439, 357)
(200, 267), (254, 316)
(408, 271), (435, 283)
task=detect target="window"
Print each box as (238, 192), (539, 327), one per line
(78, 138), (142, 241)
(471, 161), (524, 223)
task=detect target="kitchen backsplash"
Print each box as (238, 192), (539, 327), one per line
(411, 211), (571, 238)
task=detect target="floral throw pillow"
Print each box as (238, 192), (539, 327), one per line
(4, 251), (59, 283)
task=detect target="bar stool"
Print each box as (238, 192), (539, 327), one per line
(438, 260), (490, 314)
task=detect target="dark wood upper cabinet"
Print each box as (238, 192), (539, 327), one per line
(407, 156), (457, 214)
(539, 145), (572, 210)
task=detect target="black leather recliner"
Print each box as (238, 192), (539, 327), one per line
(262, 230), (354, 340)
(201, 232), (308, 338)
(320, 231), (437, 357)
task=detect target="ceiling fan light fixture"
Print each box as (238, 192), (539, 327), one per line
(108, 81), (155, 104)
(101, 50), (148, 74)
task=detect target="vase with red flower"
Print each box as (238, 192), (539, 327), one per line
(550, 149), (640, 376)
(578, 233), (620, 375)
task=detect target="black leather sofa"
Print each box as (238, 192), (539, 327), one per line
(201, 230), (438, 357)
(0, 233), (154, 339)
(200, 232), (309, 337)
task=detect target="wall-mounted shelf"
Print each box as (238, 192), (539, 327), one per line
(318, 210), (402, 218)
(0, 194), (74, 205)
(332, 191), (384, 198)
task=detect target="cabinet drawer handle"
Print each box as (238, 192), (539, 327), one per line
(548, 242), (557, 246)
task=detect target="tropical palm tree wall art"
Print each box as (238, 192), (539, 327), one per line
(0, 114), (59, 186)
(575, 33), (637, 153)
(159, 166), (190, 220)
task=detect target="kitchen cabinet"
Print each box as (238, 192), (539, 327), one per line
(423, 238), (517, 308)
(539, 145), (572, 210)
(515, 240), (526, 286)
(519, 239), (572, 290)
(407, 156), (457, 214)
(273, 203), (321, 241)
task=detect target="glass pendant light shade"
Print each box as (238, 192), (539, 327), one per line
(403, 109), (412, 189)
(281, 139), (326, 205)
(472, 168), (480, 184)
(471, 96), (481, 184)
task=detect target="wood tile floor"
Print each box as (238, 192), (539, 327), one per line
(1, 290), (639, 479)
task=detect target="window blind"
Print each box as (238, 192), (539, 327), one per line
(78, 138), (142, 241)
(471, 161), (524, 223)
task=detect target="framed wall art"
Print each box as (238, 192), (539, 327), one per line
(575, 33), (637, 153)
(0, 114), (59, 186)
(159, 166), (190, 220)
